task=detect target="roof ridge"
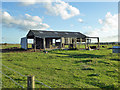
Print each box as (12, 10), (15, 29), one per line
(30, 30), (81, 33)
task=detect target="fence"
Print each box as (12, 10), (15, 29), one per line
(1, 64), (52, 89)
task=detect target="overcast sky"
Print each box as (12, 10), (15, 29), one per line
(1, 0), (118, 43)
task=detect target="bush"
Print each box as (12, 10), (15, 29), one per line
(4, 43), (7, 45)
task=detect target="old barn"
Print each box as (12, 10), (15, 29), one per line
(21, 30), (100, 50)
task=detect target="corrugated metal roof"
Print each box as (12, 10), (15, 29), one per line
(27, 30), (87, 38)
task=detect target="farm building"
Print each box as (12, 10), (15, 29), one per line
(21, 30), (100, 50)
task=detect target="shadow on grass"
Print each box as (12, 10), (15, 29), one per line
(51, 52), (105, 59)
(86, 78), (117, 89)
(87, 82), (117, 89)
(106, 71), (115, 73)
(110, 59), (120, 61)
(82, 68), (94, 70)
(74, 60), (92, 64)
(1, 48), (26, 53)
(0, 46), (37, 53)
(98, 61), (110, 64)
(14, 78), (26, 81)
(87, 74), (99, 76)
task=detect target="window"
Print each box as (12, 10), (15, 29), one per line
(39, 32), (43, 33)
(75, 33), (78, 35)
(54, 32), (58, 34)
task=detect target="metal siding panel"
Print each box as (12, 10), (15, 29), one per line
(21, 37), (27, 50)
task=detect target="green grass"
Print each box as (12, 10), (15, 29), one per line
(1, 44), (21, 49)
(1, 44), (32, 49)
(1, 44), (120, 88)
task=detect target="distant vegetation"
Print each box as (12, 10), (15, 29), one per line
(1, 44), (120, 88)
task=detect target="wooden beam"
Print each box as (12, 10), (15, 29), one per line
(62, 38), (65, 48)
(97, 38), (100, 49)
(60, 37), (62, 49)
(87, 39), (89, 47)
(34, 37), (36, 52)
(43, 38), (46, 50)
(27, 38), (28, 49)
(79, 38), (80, 49)
(90, 39), (91, 43)
(80, 38), (82, 49)
(85, 38), (87, 49)
(80, 38), (82, 44)
(55, 39), (56, 46)
(51, 39), (53, 45)
(75, 38), (77, 48)
(49, 39), (52, 49)
(87, 37), (99, 38)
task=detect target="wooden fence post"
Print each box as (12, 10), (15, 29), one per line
(27, 75), (35, 90)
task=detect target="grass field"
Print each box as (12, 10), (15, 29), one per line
(1, 44), (120, 88)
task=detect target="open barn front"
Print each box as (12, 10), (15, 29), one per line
(23, 30), (100, 51)
(34, 37), (62, 50)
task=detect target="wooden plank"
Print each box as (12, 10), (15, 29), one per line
(79, 38), (80, 49)
(85, 38), (87, 49)
(34, 37), (36, 52)
(60, 37), (62, 49)
(27, 39), (28, 49)
(98, 38), (100, 49)
(75, 38), (77, 48)
(87, 37), (99, 38)
(43, 38), (46, 50)
(80, 38), (83, 49)
(87, 39), (89, 47)
(27, 75), (35, 89)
